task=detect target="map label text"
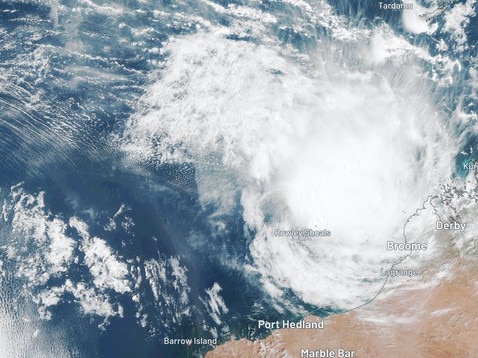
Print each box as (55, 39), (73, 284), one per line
(436, 220), (466, 232)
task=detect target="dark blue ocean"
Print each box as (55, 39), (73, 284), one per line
(0, 0), (476, 357)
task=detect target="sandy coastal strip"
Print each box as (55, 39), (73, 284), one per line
(206, 250), (478, 358)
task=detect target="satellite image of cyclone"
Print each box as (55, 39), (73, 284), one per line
(0, 0), (477, 357)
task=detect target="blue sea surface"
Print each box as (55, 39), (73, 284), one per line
(0, 0), (476, 357)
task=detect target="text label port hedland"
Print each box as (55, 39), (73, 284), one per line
(258, 319), (324, 329)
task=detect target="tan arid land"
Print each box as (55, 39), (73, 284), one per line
(206, 231), (478, 358)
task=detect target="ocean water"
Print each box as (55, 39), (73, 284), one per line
(0, 0), (476, 357)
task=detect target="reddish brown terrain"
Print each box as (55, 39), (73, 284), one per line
(206, 238), (478, 358)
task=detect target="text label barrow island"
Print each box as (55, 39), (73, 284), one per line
(163, 337), (217, 345)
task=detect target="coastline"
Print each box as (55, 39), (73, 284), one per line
(206, 231), (478, 357)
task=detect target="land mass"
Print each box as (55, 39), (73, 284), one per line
(206, 233), (478, 357)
